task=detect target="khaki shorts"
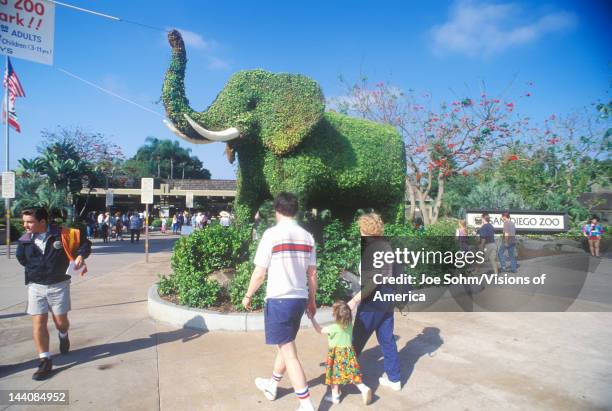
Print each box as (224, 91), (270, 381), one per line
(27, 280), (71, 316)
(484, 242), (499, 267)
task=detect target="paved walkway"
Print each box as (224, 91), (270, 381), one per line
(0, 236), (611, 410)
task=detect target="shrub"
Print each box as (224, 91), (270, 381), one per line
(166, 210), (468, 309)
(151, 218), (162, 228)
(229, 259), (266, 311)
(384, 222), (419, 237)
(315, 219), (359, 305)
(171, 224), (250, 276)
(158, 273), (176, 295)
(174, 271), (221, 308)
(161, 224), (250, 308)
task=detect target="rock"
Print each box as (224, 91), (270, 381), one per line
(559, 245), (583, 253)
(209, 268), (236, 288)
(521, 239), (551, 251)
(542, 243), (562, 251)
(341, 270), (360, 297)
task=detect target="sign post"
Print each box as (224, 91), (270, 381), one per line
(141, 178), (154, 263)
(2, 171), (15, 259)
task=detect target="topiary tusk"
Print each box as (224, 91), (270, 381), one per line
(163, 119), (214, 144)
(184, 114), (241, 142)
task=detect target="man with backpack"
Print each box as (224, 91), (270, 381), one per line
(16, 207), (91, 380)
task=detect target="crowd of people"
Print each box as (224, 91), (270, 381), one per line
(84, 209), (235, 241)
(84, 211), (144, 243)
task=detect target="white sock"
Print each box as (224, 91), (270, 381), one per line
(295, 387), (313, 410)
(59, 331), (68, 338)
(270, 372), (282, 390)
(356, 383), (369, 392)
(39, 352), (50, 359)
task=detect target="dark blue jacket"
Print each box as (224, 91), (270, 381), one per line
(16, 225), (92, 285)
(360, 238), (398, 312)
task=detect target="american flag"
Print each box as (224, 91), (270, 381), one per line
(2, 57), (26, 133)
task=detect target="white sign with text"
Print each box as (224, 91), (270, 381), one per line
(1, 171), (15, 198)
(466, 211), (567, 233)
(105, 189), (114, 207)
(0, 0), (55, 65)
(141, 178), (154, 204)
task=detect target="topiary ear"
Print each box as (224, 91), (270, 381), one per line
(258, 74), (324, 155)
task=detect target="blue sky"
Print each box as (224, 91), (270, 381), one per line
(4, 0), (611, 179)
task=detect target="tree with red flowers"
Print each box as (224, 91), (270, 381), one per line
(333, 77), (528, 224)
(493, 104), (611, 223)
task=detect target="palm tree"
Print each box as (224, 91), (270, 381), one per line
(16, 142), (89, 220)
(127, 137), (211, 179)
(12, 175), (68, 214)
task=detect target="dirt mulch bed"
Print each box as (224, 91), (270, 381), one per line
(159, 293), (262, 313)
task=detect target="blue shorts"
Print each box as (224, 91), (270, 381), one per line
(264, 298), (307, 345)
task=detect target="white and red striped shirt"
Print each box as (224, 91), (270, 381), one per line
(254, 219), (316, 299)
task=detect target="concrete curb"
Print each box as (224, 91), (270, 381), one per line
(148, 284), (334, 332)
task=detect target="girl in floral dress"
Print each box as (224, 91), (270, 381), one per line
(311, 301), (372, 405)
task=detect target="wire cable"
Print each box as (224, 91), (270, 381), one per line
(44, 0), (168, 32)
(57, 67), (163, 117)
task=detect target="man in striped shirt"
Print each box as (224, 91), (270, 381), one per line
(242, 192), (317, 411)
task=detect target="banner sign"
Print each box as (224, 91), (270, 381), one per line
(466, 210), (568, 233)
(185, 191), (193, 208)
(141, 178), (154, 204)
(0, 0), (55, 65)
(1, 171), (15, 198)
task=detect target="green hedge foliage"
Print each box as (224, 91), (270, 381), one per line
(162, 29), (406, 224)
(158, 224), (250, 308)
(161, 210), (463, 310)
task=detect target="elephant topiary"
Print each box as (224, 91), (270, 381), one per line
(162, 30), (406, 223)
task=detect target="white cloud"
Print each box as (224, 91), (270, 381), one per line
(207, 56), (231, 70)
(162, 27), (216, 50)
(176, 28), (215, 50)
(161, 28), (229, 70)
(430, 1), (577, 57)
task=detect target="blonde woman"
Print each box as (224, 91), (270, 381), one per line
(348, 213), (402, 391)
(456, 220), (468, 251)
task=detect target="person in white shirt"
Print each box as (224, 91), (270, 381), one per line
(220, 211), (231, 227)
(242, 192), (317, 411)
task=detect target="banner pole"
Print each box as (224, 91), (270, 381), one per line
(4, 55), (10, 259)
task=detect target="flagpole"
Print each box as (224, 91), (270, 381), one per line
(4, 55), (10, 259)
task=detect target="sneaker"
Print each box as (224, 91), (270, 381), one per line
(32, 358), (53, 380)
(59, 334), (70, 354)
(324, 393), (340, 404)
(295, 402), (315, 411)
(361, 385), (372, 405)
(255, 377), (276, 401)
(379, 374), (401, 391)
